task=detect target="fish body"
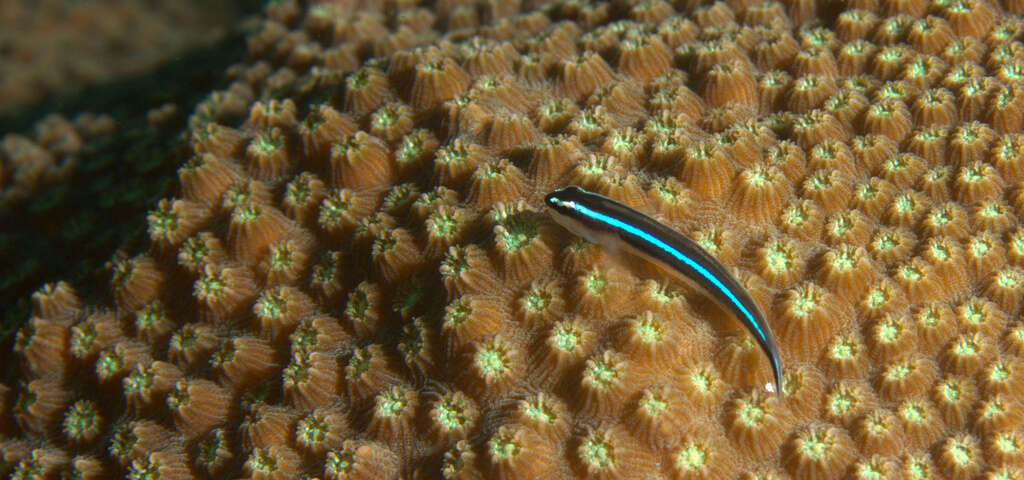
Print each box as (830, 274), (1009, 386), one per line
(545, 186), (784, 393)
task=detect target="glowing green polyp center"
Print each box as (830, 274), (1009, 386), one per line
(554, 325), (580, 352)
(576, 113), (599, 130)
(251, 449), (278, 472)
(299, 415), (328, 442)
(501, 220), (537, 252)
(125, 365), (155, 393)
(197, 433), (223, 465)
(983, 399), (1004, 418)
(610, 133), (636, 152)
(283, 356), (310, 384)
(930, 210), (950, 225)
(806, 174), (829, 191)
(676, 445), (706, 470)
(800, 432), (830, 459)
(255, 292), (285, 320)
(794, 292), (817, 315)
(233, 203), (261, 223)
(444, 301), (469, 327)
(766, 248), (791, 271)
(326, 450), (354, 474)
(832, 339), (856, 359)
(997, 270), (1021, 288)
(374, 109), (396, 128)
(949, 442), (971, 466)
(895, 196), (914, 213)
(586, 274), (606, 293)
(347, 290), (371, 320)
(96, 352), (123, 377)
(901, 403), (924, 423)
(643, 397), (667, 416)
(941, 383), (961, 402)
(438, 146), (467, 165)
(971, 239), (991, 256)
(954, 338), (978, 356)
(867, 417), (889, 435)
(830, 392), (854, 416)
(881, 322), (901, 342)
(63, 401), (97, 437)
(990, 364), (1009, 382)
(195, 272), (225, 299)
(128, 457), (160, 477)
(747, 169), (769, 186)
(867, 287), (888, 308)
(348, 351), (371, 379)
(347, 69), (369, 89)
(784, 206), (807, 226)
(888, 363), (910, 380)
(436, 401), (466, 429)
(740, 402), (765, 426)
(252, 134), (280, 154)
(691, 371), (712, 393)
(697, 236), (718, 252)
(491, 434), (519, 459)
(907, 460), (927, 479)
(317, 202), (348, 230)
(269, 245), (294, 271)
(179, 240), (209, 268)
(524, 398), (553, 423)
(526, 290), (550, 313)
(476, 348), (508, 377)
(899, 266), (921, 281)
(150, 209), (178, 234)
(70, 323), (97, 355)
(636, 318), (662, 344)
(588, 360), (618, 389)
(397, 136), (423, 163)
(166, 387), (188, 409)
(376, 391), (407, 418)
(832, 251), (856, 271)
(430, 212), (458, 236)
(582, 437), (611, 468)
(875, 234), (895, 251)
(830, 217), (851, 237)
(996, 433), (1020, 452)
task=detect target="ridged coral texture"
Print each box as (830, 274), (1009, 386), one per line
(6, 0), (1024, 478)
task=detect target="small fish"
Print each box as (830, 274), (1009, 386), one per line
(545, 186), (783, 394)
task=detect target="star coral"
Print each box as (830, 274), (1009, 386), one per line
(5, 0), (1024, 478)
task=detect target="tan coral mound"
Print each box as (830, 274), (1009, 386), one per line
(5, 0), (1024, 478)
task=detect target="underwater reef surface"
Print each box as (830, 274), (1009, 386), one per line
(5, 0), (1024, 479)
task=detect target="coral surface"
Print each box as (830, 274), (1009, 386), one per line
(5, 0), (1024, 478)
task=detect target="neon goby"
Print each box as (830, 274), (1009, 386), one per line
(544, 186), (783, 394)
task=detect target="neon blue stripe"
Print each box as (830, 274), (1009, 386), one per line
(571, 203), (765, 340)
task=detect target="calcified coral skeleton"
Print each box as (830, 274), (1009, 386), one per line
(5, 0), (1024, 478)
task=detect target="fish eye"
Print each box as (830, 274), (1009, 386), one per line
(544, 193), (561, 208)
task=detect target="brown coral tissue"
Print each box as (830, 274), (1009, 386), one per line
(10, 0), (1024, 478)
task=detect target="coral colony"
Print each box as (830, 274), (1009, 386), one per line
(6, 0), (1024, 478)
